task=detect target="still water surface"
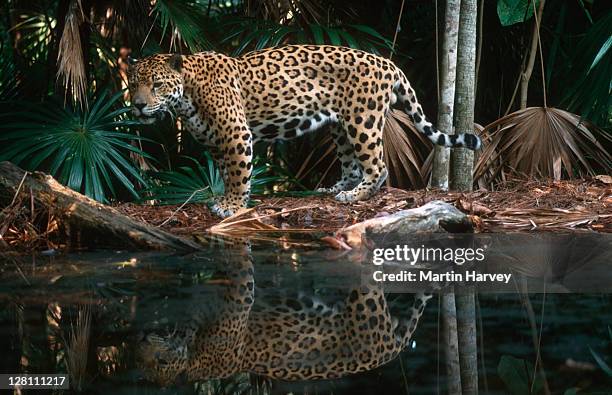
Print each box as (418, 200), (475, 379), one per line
(1, 238), (611, 394)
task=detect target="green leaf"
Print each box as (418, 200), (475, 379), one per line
(348, 24), (392, 46)
(255, 30), (273, 50)
(561, 9), (612, 126)
(0, 91), (148, 202)
(153, 0), (212, 52)
(271, 26), (294, 47)
(232, 29), (259, 56)
(576, 0), (593, 24)
(497, 0), (540, 27)
(590, 347), (612, 377)
(310, 24), (325, 45)
(338, 29), (359, 49)
(589, 34), (612, 73)
(497, 355), (543, 395)
(324, 27), (342, 46)
(143, 154), (222, 205)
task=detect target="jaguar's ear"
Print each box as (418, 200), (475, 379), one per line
(127, 56), (138, 66)
(168, 54), (182, 72)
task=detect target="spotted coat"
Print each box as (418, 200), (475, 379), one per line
(128, 45), (481, 217)
(136, 252), (432, 385)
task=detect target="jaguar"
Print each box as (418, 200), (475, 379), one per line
(128, 45), (481, 217)
(136, 251), (431, 385)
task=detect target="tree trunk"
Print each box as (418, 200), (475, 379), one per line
(442, 292), (462, 394)
(456, 290), (478, 394)
(0, 162), (202, 251)
(519, 0), (547, 109)
(449, 0), (479, 393)
(431, 4), (463, 392)
(431, 0), (461, 190)
(449, 0), (477, 192)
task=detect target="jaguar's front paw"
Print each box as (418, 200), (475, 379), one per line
(334, 190), (358, 203)
(208, 198), (238, 218)
(316, 186), (341, 194)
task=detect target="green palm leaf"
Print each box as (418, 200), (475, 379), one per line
(220, 16), (392, 56)
(153, 0), (213, 52)
(144, 155), (301, 205)
(562, 10), (612, 127)
(0, 90), (151, 202)
(143, 154), (223, 205)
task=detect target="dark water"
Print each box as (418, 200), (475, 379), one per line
(1, 235), (611, 394)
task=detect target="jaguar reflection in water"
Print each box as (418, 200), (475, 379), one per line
(135, 249), (430, 386)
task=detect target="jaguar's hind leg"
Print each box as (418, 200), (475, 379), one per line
(334, 114), (388, 202)
(317, 126), (362, 194)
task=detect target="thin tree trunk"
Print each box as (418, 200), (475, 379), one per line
(519, 0), (546, 109)
(450, 0), (479, 392)
(449, 0), (477, 192)
(474, 0), (485, 96)
(456, 290), (478, 395)
(434, 4), (463, 391)
(442, 292), (462, 394)
(431, 0), (461, 190)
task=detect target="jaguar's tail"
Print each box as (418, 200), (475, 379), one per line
(392, 70), (481, 150)
(395, 292), (433, 351)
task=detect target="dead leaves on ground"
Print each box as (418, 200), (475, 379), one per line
(116, 179), (611, 240)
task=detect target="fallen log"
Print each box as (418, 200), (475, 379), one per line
(338, 200), (473, 248)
(0, 161), (202, 251)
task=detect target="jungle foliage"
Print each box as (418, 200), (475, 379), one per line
(0, 0), (610, 202)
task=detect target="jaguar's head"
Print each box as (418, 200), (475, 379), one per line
(136, 331), (189, 387)
(127, 54), (184, 124)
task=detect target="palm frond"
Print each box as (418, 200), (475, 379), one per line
(383, 109), (432, 189)
(0, 42), (20, 100)
(10, 11), (55, 65)
(153, 0), (213, 52)
(561, 9), (612, 127)
(474, 107), (612, 184)
(221, 17), (392, 56)
(144, 155), (300, 205)
(57, 0), (87, 106)
(64, 305), (91, 391)
(143, 154), (224, 205)
(0, 90), (151, 202)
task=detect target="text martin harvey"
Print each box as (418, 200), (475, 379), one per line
(373, 270), (513, 284)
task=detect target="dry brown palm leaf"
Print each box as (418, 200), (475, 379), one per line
(383, 108), (432, 189)
(208, 206), (317, 236)
(57, 0), (87, 106)
(475, 107), (612, 185)
(472, 122), (505, 190)
(483, 207), (611, 232)
(64, 305), (91, 391)
(296, 133), (336, 185)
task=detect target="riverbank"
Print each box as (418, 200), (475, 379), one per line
(116, 177), (611, 235)
(1, 172), (610, 252)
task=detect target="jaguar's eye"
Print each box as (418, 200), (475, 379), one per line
(153, 81), (162, 89)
